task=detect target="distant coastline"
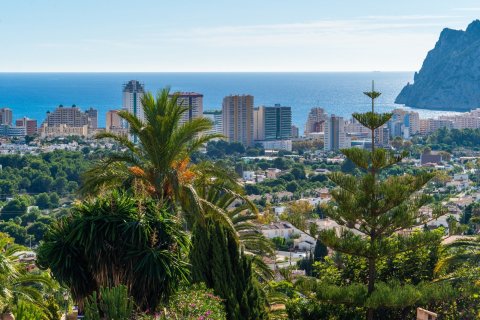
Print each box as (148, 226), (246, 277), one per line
(0, 72), (463, 128)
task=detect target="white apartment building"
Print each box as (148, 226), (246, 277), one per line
(123, 80), (145, 122)
(171, 92), (204, 125)
(39, 124), (89, 139)
(257, 139), (292, 151)
(419, 118), (454, 135)
(440, 115), (480, 130)
(324, 115), (350, 151)
(0, 108), (13, 126)
(388, 109), (420, 138)
(203, 110), (223, 135)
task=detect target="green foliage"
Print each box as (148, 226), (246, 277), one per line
(0, 151), (90, 200)
(190, 172), (274, 282)
(206, 140), (246, 158)
(82, 88), (220, 204)
(49, 193), (60, 208)
(315, 87), (445, 318)
(268, 280), (297, 299)
(280, 200), (314, 231)
(430, 265), (480, 318)
(294, 277), (455, 318)
(310, 233), (442, 288)
(272, 237), (294, 251)
(160, 283), (226, 320)
(286, 297), (361, 320)
(35, 193), (51, 209)
(309, 222), (318, 237)
(84, 285), (134, 320)
(426, 127), (480, 149)
(435, 236), (480, 276)
(291, 166), (306, 180)
(340, 158), (356, 174)
(43, 296), (61, 320)
(13, 301), (47, 320)
(26, 221), (49, 243)
(297, 253), (315, 276)
(0, 232), (56, 314)
(365, 281), (455, 309)
(30, 175), (53, 193)
(313, 239), (328, 262)
(37, 192), (189, 311)
(190, 218), (268, 320)
(0, 221), (28, 244)
(285, 181), (299, 193)
(1, 195), (31, 220)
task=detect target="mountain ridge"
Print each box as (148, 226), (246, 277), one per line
(396, 20), (480, 111)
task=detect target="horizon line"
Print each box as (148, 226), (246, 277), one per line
(0, 70), (415, 74)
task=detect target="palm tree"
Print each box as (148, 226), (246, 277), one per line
(37, 191), (190, 311)
(435, 236), (480, 276)
(81, 88), (221, 211)
(0, 232), (55, 315)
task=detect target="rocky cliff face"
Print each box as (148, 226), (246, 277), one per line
(396, 20), (480, 111)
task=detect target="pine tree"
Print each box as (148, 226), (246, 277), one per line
(190, 219), (268, 320)
(311, 82), (448, 319)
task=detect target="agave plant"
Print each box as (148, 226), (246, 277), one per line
(84, 285), (134, 320)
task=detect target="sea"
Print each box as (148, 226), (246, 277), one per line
(0, 72), (462, 129)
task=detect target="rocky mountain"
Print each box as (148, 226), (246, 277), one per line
(396, 20), (480, 111)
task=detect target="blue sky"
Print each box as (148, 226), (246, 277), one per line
(1, 0), (480, 72)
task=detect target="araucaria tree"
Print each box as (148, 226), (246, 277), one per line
(304, 83), (450, 319)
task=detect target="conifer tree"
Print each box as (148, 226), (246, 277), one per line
(307, 82), (448, 319)
(190, 218), (268, 320)
(313, 239), (328, 262)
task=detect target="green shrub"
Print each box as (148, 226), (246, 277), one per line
(160, 283), (226, 320)
(84, 285), (134, 320)
(13, 301), (46, 320)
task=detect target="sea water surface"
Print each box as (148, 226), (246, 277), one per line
(0, 72), (461, 129)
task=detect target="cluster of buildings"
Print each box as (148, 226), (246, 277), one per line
(39, 105), (97, 138)
(301, 107), (480, 151)
(301, 107), (421, 151)
(6, 78), (480, 146)
(0, 108), (38, 138)
(420, 108), (480, 134)
(112, 81), (294, 150)
(0, 104), (98, 140)
(303, 107), (352, 151)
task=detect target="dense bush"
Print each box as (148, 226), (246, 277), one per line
(426, 127), (480, 149)
(160, 283), (226, 320)
(0, 150), (96, 199)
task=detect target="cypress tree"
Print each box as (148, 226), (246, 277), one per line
(313, 239), (328, 262)
(311, 82), (448, 319)
(190, 219), (267, 320)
